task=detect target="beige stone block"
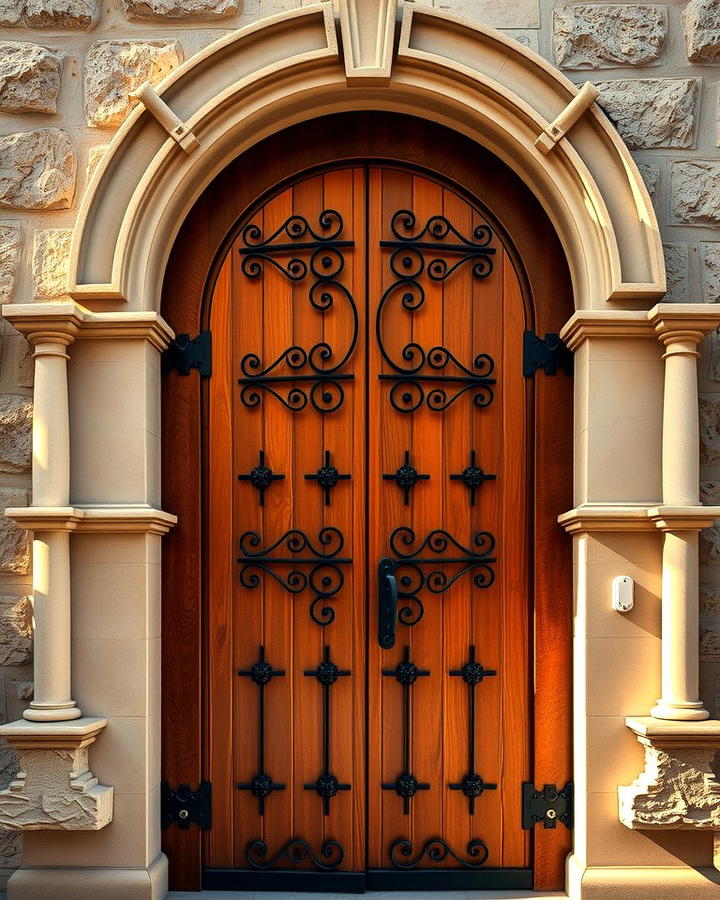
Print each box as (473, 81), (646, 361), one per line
(73, 637), (151, 717)
(92, 716), (153, 795)
(584, 636), (659, 716)
(71, 425), (157, 504)
(663, 243), (690, 303)
(0, 596), (31, 666)
(0, 489), (29, 575)
(683, 0), (720, 64)
(595, 78), (699, 150)
(584, 531), (662, 566)
(84, 39), (183, 129)
(0, 395), (31, 474)
(702, 242), (720, 303)
(260, 0), (300, 16)
(431, 0), (539, 28)
(554, 5), (666, 70)
(584, 791), (714, 867)
(585, 715), (645, 793)
(70, 533), (152, 566)
(0, 41), (62, 115)
(124, 0), (237, 18)
(72, 561), (160, 640)
(0, 128), (75, 211)
(23, 0), (98, 29)
(85, 143), (107, 181)
(32, 227), (71, 300)
(673, 161), (720, 225)
(637, 162), (660, 200)
(0, 225), (20, 305)
(573, 863), (720, 899)
(0, 0), (22, 25)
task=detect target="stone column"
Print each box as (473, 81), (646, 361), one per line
(23, 322), (81, 723)
(649, 307), (720, 722)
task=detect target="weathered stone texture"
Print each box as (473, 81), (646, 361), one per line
(637, 162), (660, 200)
(85, 143), (107, 181)
(619, 742), (720, 828)
(429, 0), (539, 29)
(701, 394), (720, 465)
(554, 5), (666, 69)
(23, 0), (98, 29)
(683, 0), (720, 64)
(501, 29), (539, 53)
(84, 39), (183, 128)
(595, 78), (699, 150)
(703, 243), (720, 303)
(0, 0), (22, 25)
(124, 0), (237, 18)
(701, 585), (720, 661)
(32, 228), (71, 300)
(0, 322), (32, 390)
(663, 243), (689, 303)
(0, 226), (20, 305)
(0, 129), (75, 211)
(0, 42), (62, 115)
(673, 162), (720, 225)
(0, 597), (31, 667)
(0, 490), (29, 576)
(0, 396), (31, 474)
(0, 830), (21, 869)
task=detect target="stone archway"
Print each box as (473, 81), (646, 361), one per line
(2, 4), (720, 900)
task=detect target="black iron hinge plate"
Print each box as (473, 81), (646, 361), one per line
(522, 781), (573, 829)
(161, 780), (212, 830)
(523, 330), (573, 377)
(162, 330), (212, 378)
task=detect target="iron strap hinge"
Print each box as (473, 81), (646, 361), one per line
(161, 781), (212, 830)
(522, 781), (573, 830)
(523, 330), (573, 377)
(162, 330), (212, 378)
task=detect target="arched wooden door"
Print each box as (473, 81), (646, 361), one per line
(204, 163), (534, 891)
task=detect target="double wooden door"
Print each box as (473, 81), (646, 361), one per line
(205, 164), (532, 890)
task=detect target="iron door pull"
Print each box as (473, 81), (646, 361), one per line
(378, 557), (398, 649)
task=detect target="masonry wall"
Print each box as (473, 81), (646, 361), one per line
(0, 0), (720, 886)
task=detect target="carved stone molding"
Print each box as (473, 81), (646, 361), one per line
(619, 717), (720, 829)
(0, 718), (113, 831)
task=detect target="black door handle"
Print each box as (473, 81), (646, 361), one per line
(378, 557), (398, 649)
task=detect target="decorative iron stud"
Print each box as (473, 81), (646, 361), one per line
(238, 450), (285, 506)
(305, 450), (351, 506)
(450, 450), (496, 506)
(383, 450), (429, 505)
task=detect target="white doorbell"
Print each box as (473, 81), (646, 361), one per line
(611, 575), (634, 612)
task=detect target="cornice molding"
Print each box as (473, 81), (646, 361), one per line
(647, 506), (720, 532)
(0, 717), (108, 751)
(2, 303), (174, 351)
(558, 504), (657, 534)
(6, 506), (177, 535)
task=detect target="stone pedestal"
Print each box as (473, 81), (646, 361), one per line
(0, 718), (112, 831)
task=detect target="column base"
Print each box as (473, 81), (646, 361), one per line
(7, 852), (168, 900)
(568, 854), (720, 899)
(23, 703), (82, 723)
(0, 717), (113, 831)
(650, 700), (710, 721)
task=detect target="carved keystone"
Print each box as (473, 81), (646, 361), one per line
(0, 717), (113, 831)
(619, 717), (720, 829)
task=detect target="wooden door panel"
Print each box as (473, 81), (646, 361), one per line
(206, 162), (533, 885)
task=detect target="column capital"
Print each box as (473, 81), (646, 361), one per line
(647, 303), (720, 345)
(2, 302), (85, 346)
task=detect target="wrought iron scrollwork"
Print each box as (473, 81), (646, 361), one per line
(246, 838), (345, 871)
(383, 449), (429, 504)
(305, 449), (350, 506)
(382, 528), (496, 630)
(377, 209), (497, 413)
(389, 837), (490, 870)
(238, 450), (285, 507)
(304, 646), (351, 814)
(237, 646), (285, 814)
(382, 646), (430, 814)
(237, 528), (352, 626)
(237, 210), (357, 414)
(450, 449), (496, 507)
(449, 645), (497, 814)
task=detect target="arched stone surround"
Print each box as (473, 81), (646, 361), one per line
(0, 3), (719, 899)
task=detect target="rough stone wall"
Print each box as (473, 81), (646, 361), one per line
(0, 0), (719, 883)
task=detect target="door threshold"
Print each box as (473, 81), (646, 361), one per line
(168, 892), (567, 899)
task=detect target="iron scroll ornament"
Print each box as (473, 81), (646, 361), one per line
(237, 527), (352, 626)
(237, 210), (358, 414)
(377, 210), (497, 413)
(246, 838), (344, 871)
(389, 837), (490, 870)
(378, 528), (496, 648)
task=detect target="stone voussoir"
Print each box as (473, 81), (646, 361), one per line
(0, 128), (75, 211)
(683, 0), (720, 64)
(595, 77), (699, 150)
(123, 0), (238, 19)
(554, 4), (666, 70)
(0, 41), (62, 115)
(84, 38), (183, 129)
(673, 161), (720, 226)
